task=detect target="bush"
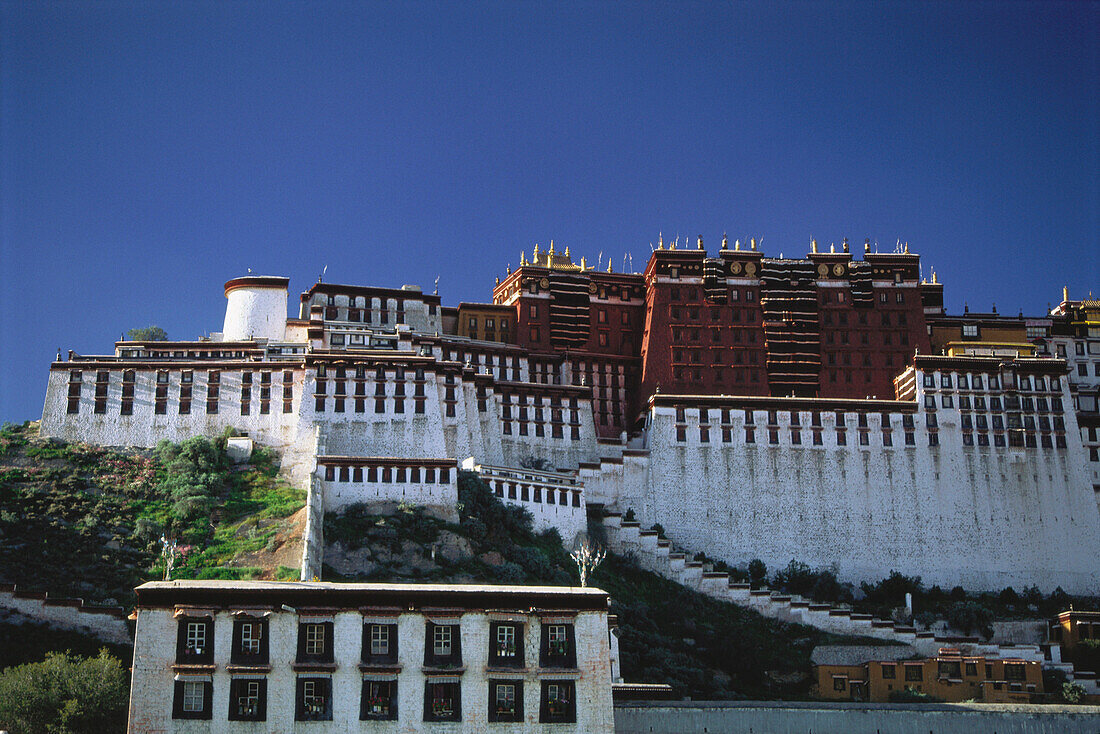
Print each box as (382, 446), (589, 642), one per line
(0, 650), (129, 733)
(946, 601), (994, 639)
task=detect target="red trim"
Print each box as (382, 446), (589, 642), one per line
(224, 276), (290, 296)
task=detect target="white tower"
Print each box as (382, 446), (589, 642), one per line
(222, 276), (289, 342)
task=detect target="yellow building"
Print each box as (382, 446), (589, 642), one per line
(1051, 610), (1100, 670)
(455, 302), (516, 343)
(816, 647), (1043, 703)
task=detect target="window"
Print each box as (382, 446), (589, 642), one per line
(833, 676), (847, 691)
(296, 677), (333, 721)
(297, 621), (334, 663)
(905, 665), (924, 681)
(963, 324), (979, 338)
(363, 623), (398, 664)
(489, 622), (523, 666)
(489, 680), (523, 722)
(360, 679), (398, 721)
(424, 680), (461, 722)
(965, 662), (978, 677)
(173, 679), (212, 719)
(541, 623), (576, 668)
(540, 680), (576, 723)
(1004, 663), (1026, 681)
(177, 618), (213, 663)
(881, 664), (896, 679)
(232, 618), (268, 664)
(228, 678), (266, 721)
(425, 622), (462, 667)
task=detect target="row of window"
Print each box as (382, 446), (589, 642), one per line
(67, 369), (294, 416)
(490, 481), (583, 508)
(175, 676), (577, 723)
(674, 407), (917, 428)
(322, 465), (452, 484)
(924, 394), (1065, 413)
(922, 372), (1062, 392)
(177, 617), (577, 670)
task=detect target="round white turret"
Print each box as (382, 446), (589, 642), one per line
(222, 276), (289, 342)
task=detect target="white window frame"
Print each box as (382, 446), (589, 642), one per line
(237, 680), (260, 717)
(303, 680), (325, 714)
(496, 682), (516, 711)
(305, 624), (325, 656)
(186, 622), (206, 653)
(434, 625), (452, 657)
(182, 680), (205, 712)
(496, 625), (516, 657)
(370, 624), (389, 656)
(240, 622), (260, 655)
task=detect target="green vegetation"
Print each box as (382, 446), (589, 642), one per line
(0, 650), (128, 733)
(125, 325), (168, 341)
(0, 422), (305, 606)
(0, 620), (132, 671)
(888, 687), (945, 703)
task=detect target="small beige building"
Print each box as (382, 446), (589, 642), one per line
(127, 580), (616, 734)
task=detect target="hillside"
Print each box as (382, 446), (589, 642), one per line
(1, 421), (878, 698)
(0, 422), (305, 608)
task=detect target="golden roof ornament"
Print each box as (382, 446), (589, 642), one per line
(607, 259), (613, 273)
(811, 238), (818, 253)
(750, 237), (757, 251)
(904, 241), (909, 254)
(533, 242), (540, 256)
(721, 233), (728, 250)
(564, 245), (570, 257)
(865, 238), (871, 253)
(495, 276), (500, 285)
(843, 237), (849, 253)
(548, 240), (555, 256)
(697, 235), (704, 250)
(1064, 285), (1069, 302)
(580, 256), (587, 270)
(830, 243), (836, 253)
(734, 238), (740, 251)
(658, 232), (664, 250)
(506, 264), (511, 275)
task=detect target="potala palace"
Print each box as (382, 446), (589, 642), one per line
(40, 239), (1100, 593)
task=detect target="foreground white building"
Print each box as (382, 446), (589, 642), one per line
(127, 580), (617, 734)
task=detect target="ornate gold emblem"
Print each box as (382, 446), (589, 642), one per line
(540, 277), (550, 289)
(818, 263), (829, 276)
(833, 264), (845, 276)
(745, 262), (757, 276)
(730, 262), (742, 275)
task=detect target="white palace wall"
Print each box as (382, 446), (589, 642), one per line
(624, 392), (1100, 594)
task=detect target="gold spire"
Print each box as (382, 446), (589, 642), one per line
(864, 237), (870, 253)
(932, 269), (938, 285)
(564, 245), (570, 257)
(658, 232), (664, 250)
(607, 259), (613, 273)
(697, 235), (704, 250)
(811, 237), (818, 253)
(842, 237), (849, 253)
(904, 241), (909, 254)
(495, 276), (500, 285)
(549, 240), (555, 256)
(520, 251), (527, 266)
(580, 256), (587, 270)
(506, 264), (511, 275)
(1064, 285), (1069, 302)
(533, 242), (540, 258)
(750, 237), (757, 251)
(734, 238), (740, 251)
(721, 233), (728, 250)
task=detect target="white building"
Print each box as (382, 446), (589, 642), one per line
(127, 580), (617, 734)
(39, 273), (1100, 593)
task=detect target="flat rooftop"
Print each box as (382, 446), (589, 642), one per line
(135, 580), (609, 612)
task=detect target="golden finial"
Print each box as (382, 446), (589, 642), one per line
(811, 238), (818, 253)
(721, 233), (728, 250)
(842, 237), (849, 253)
(904, 241), (909, 254)
(830, 243), (835, 253)
(697, 235), (704, 250)
(1063, 285), (1068, 302)
(495, 276), (500, 285)
(932, 269), (938, 285)
(750, 237), (757, 251)
(548, 240), (555, 256)
(734, 238), (740, 251)
(607, 259), (613, 273)
(580, 256), (587, 270)
(506, 264), (511, 275)
(864, 238), (870, 253)
(564, 245), (570, 257)
(521, 251), (527, 266)
(533, 242), (540, 256)
(669, 236), (676, 250)
(658, 232), (664, 249)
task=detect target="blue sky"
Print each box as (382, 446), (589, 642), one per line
(1, 1), (1097, 421)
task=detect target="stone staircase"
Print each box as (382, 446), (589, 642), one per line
(598, 511), (1055, 665)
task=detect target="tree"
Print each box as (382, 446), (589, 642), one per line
(570, 539), (606, 587)
(0, 650), (129, 734)
(748, 558), (767, 588)
(125, 325), (167, 341)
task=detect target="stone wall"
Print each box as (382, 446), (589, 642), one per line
(613, 701), (1100, 734)
(0, 584), (131, 646)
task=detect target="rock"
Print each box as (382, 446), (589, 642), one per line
(325, 541), (377, 577)
(479, 551), (505, 567)
(435, 530), (473, 564)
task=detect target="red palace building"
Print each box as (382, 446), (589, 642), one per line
(490, 237), (941, 439)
